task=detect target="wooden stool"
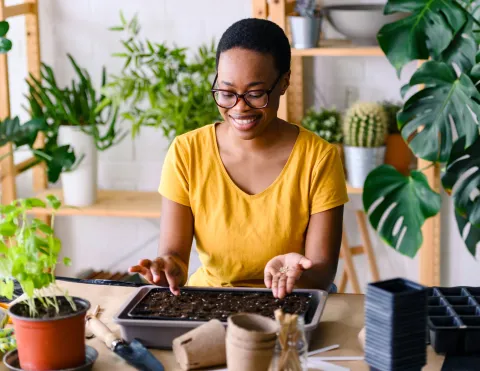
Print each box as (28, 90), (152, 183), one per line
(338, 210), (380, 294)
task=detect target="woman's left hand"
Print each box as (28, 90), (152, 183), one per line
(264, 253), (313, 299)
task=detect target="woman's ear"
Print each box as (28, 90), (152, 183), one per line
(281, 70), (291, 95)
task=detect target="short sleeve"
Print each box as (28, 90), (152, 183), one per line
(310, 146), (349, 215)
(158, 137), (190, 207)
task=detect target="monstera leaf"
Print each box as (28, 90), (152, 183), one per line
(363, 165), (442, 257)
(378, 0), (468, 75)
(398, 61), (480, 162)
(0, 117), (47, 149)
(454, 210), (480, 257)
(442, 136), (480, 228)
(440, 18), (477, 73)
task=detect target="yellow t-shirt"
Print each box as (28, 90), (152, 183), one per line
(158, 123), (349, 288)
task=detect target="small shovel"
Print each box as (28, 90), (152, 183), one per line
(86, 313), (164, 371)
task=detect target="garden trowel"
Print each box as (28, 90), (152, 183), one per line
(86, 314), (164, 371)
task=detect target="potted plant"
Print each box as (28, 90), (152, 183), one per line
(362, 0), (480, 258)
(0, 195), (90, 370)
(288, 0), (322, 49)
(0, 20), (12, 53)
(301, 106), (345, 171)
(100, 12), (221, 141)
(342, 101), (388, 188)
(26, 55), (126, 206)
(381, 100), (414, 176)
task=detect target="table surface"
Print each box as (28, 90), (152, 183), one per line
(1, 282), (446, 370)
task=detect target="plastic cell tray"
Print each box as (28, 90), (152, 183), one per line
(113, 286), (328, 349)
(428, 286), (480, 355)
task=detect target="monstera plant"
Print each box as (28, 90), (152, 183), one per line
(0, 21), (12, 53)
(363, 0), (480, 257)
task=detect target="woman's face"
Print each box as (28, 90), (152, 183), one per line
(214, 48), (289, 140)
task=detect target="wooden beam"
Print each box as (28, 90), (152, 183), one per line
(0, 0), (16, 204)
(251, 0), (267, 19)
(268, 0), (288, 121)
(15, 156), (38, 174)
(3, 3), (34, 19)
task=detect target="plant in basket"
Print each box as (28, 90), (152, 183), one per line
(0, 195), (90, 371)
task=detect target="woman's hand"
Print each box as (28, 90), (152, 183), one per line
(128, 255), (188, 296)
(264, 253), (313, 299)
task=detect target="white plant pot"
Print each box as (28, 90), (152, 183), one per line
(344, 146), (386, 188)
(58, 126), (97, 206)
(288, 16), (322, 49)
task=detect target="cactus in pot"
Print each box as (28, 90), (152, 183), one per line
(343, 102), (388, 188)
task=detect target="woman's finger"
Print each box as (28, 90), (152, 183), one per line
(151, 258), (166, 284)
(277, 274), (288, 299)
(298, 256), (313, 270)
(271, 273), (281, 298)
(128, 265), (153, 284)
(164, 257), (183, 295)
(264, 267), (276, 289)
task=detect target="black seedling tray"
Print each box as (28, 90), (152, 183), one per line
(428, 286), (480, 355)
(125, 287), (315, 324)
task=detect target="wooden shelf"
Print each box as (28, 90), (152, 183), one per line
(292, 39), (384, 57)
(28, 189), (162, 218)
(347, 185), (363, 195)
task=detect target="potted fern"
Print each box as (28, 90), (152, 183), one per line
(26, 55), (126, 206)
(342, 101), (388, 188)
(0, 195), (90, 370)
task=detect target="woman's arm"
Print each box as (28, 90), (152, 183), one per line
(129, 197), (194, 294)
(296, 205), (344, 290)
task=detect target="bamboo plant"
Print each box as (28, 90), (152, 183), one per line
(363, 0), (480, 257)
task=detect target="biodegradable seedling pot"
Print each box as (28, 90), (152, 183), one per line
(113, 286), (328, 349)
(8, 296), (90, 371)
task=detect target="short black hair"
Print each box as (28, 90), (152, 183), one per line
(216, 18), (291, 75)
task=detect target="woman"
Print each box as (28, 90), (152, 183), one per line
(129, 18), (348, 299)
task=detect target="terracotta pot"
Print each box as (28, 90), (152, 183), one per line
(385, 134), (413, 176)
(8, 296), (90, 371)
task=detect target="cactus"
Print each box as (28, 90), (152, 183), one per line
(343, 102), (388, 147)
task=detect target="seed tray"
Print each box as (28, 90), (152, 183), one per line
(428, 286), (480, 355)
(113, 286), (328, 349)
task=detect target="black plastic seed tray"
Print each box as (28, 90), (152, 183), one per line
(428, 286), (480, 355)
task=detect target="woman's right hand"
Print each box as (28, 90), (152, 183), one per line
(128, 255), (188, 296)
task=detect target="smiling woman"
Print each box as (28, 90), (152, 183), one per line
(129, 18), (349, 299)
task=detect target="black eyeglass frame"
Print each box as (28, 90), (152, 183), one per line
(210, 73), (282, 109)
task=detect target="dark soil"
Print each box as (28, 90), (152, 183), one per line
(10, 296), (88, 319)
(129, 289), (313, 323)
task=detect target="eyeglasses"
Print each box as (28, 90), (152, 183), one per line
(211, 74), (282, 109)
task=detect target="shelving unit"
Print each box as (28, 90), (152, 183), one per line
(257, 0), (441, 290)
(0, 0), (441, 288)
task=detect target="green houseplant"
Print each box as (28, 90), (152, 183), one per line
(363, 0), (480, 257)
(0, 20), (12, 54)
(302, 106), (343, 144)
(26, 54), (126, 206)
(99, 12), (221, 141)
(343, 101), (388, 188)
(0, 195), (90, 370)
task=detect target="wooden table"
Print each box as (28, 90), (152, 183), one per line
(1, 282), (445, 370)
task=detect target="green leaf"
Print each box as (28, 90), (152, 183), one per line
(63, 257), (72, 266)
(45, 194), (61, 210)
(0, 37), (12, 53)
(454, 209), (480, 257)
(442, 136), (480, 227)
(363, 165), (442, 257)
(25, 198), (46, 209)
(38, 223), (54, 235)
(50, 237), (61, 254)
(0, 21), (9, 37)
(21, 280), (34, 298)
(378, 0), (468, 75)
(0, 221), (16, 237)
(0, 241), (8, 255)
(398, 61), (480, 162)
(439, 18), (477, 73)
(0, 280), (14, 299)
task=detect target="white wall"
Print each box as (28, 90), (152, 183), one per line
(4, 0), (477, 290)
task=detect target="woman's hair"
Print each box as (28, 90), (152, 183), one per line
(216, 18), (291, 75)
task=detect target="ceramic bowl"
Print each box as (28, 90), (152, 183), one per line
(322, 4), (408, 44)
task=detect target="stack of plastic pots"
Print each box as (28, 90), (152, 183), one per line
(365, 278), (428, 371)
